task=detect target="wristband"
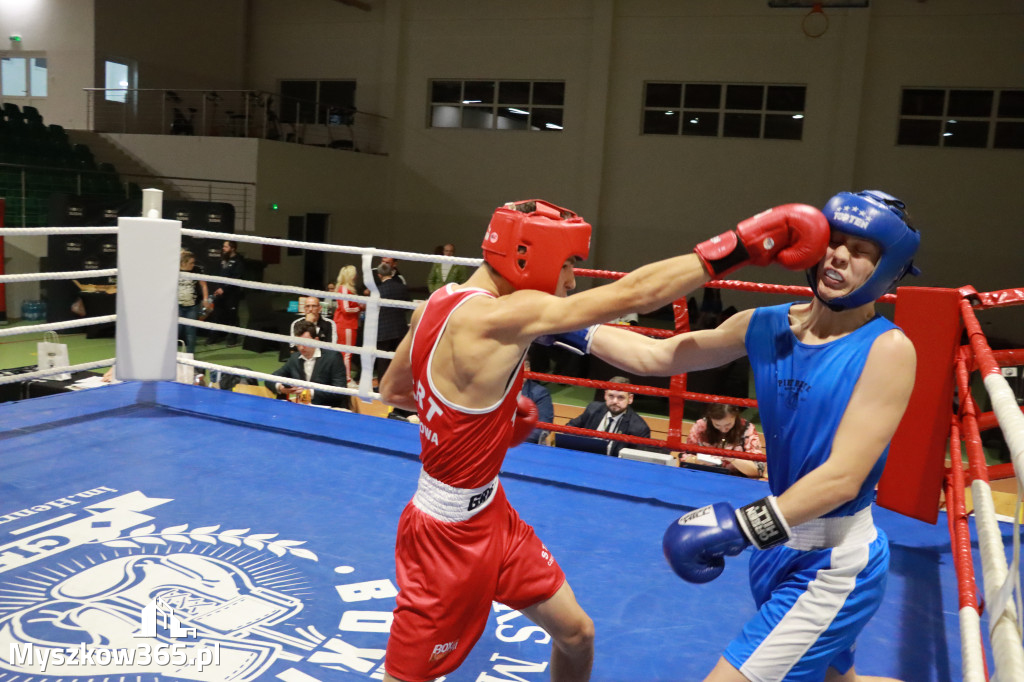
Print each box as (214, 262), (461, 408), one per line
(735, 495), (791, 550)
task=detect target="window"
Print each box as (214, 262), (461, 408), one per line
(428, 80), (565, 131)
(279, 80), (356, 125)
(643, 82), (805, 140)
(1, 55), (47, 97)
(105, 60), (129, 103)
(898, 88), (1024, 149)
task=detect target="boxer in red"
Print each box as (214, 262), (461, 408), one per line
(379, 199), (829, 682)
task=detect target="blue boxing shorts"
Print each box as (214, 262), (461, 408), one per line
(724, 509), (888, 682)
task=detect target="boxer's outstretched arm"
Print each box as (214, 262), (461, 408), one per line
(775, 329), (916, 527)
(587, 309), (753, 376)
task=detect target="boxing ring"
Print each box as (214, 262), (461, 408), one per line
(0, 195), (1022, 681)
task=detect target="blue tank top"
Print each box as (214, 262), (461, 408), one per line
(745, 303), (898, 518)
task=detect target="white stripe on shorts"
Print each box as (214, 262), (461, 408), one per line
(740, 542), (871, 682)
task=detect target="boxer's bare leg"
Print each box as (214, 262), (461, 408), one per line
(522, 581), (594, 682)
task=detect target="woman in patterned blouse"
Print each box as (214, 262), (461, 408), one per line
(684, 403), (765, 478)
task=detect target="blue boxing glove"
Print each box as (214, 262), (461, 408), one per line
(662, 496), (791, 584)
(535, 325), (599, 356)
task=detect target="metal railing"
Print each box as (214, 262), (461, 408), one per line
(0, 162), (254, 230)
(84, 88), (388, 155)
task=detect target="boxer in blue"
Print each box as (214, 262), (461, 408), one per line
(546, 190), (920, 681)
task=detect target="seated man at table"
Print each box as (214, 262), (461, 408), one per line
(565, 375), (650, 457)
(281, 295), (338, 360)
(266, 320), (349, 409)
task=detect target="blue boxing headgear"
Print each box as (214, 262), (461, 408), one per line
(808, 190), (921, 310)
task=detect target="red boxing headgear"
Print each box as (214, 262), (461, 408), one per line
(481, 199), (591, 294)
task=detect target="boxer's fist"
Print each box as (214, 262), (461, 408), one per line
(510, 395), (539, 447)
(663, 496), (791, 583)
(535, 325), (599, 356)
(694, 204), (829, 279)
(662, 503), (749, 583)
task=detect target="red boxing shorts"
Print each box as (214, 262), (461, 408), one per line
(385, 472), (565, 682)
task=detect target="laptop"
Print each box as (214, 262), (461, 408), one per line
(555, 432), (612, 456)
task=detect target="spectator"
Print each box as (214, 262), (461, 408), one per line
(290, 295), (338, 344)
(683, 403), (764, 478)
(322, 282), (338, 319)
(265, 320), (349, 409)
(520, 353), (554, 445)
(372, 256), (406, 287)
(566, 376), (651, 456)
(374, 261), (410, 384)
(427, 243), (471, 293)
(177, 249), (211, 354)
(206, 240), (244, 344)
(333, 265), (364, 387)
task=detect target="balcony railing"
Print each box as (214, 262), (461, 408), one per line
(84, 88), (388, 155)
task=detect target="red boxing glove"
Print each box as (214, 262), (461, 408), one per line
(694, 204), (829, 279)
(510, 395), (539, 448)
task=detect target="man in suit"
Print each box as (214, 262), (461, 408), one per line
(281, 295), (338, 361)
(267, 320), (349, 408)
(566, 376), (650, 456)
(427, 243), (471, 293)
(374, 261), (411, 383)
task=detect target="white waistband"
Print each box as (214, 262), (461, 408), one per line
(786, 507), (876, 551)
(412, 469), (500, 523)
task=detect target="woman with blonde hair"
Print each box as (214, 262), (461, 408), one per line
(333, 265), (364, 387)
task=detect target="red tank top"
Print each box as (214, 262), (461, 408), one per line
(410, 284), (524, 488)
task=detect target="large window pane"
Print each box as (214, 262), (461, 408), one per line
(643, 109), (680, 135)
(684, 84), (720, 109)
(764, 114), (803, 140)
(901, 89), (944, 116)
(766, 86), (804, 112)
(998, 90), (1024, 118)
(532, 108), (563, 131)
(430, 105), (461, 128)
(30, 57), (47, 96)
(279, 80), (317, 123)
(682, 111), (718, 137)
(948, 90), (993, 117)
(943, 120), (988, 147)
(431, 81), (462, 104)
(496, 106), (529, 129)
(462, 81), (495, 104)
(498, 81), (530, 105)
(2, 57), (27, 97)
(532, 82), (565, 106)
(104, 61), (128, 102)
(725, 85), (763, 110)
(723, 112), (760, 137)
(645, 83), (681, 108)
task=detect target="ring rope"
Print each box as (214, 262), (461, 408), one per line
(179, 272), (417, 311)
(0, 227), (119, 236)
(0, 315), (118, 338)
(955, 347), (1024, 677)
(526, 371), (758, 409)
(180, 228), (483, 267)
(179, 358), (367, 399)
(0, 358), (115, 386)
(947, 417), (988, 682)
(0, 268), (118, 284)
(179, 317), (393, 360)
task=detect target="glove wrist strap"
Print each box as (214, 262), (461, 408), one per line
(694, 231), (751, 278)
(736, 496), (791, 550)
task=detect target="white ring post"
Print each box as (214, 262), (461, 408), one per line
(116, 189), (181, 380)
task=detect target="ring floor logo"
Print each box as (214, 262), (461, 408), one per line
(0, 489), (405, 681)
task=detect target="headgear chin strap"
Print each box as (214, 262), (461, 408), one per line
(482, 199), (592, 295)
(808, 190), (921, 311)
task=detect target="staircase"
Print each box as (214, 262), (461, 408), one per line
(65, 130), (187, 202)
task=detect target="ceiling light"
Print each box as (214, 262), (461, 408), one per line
(545, 123), (563, 130)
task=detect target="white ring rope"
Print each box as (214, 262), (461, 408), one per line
(0, 315), (118, 338)
(0, 227), (119, 236)
(180, 358), (367, 400)
(0, 268), (118, 284)
(179, 317), (393, 360)
(180, 272), (417, 311)
(0, 358), (115, 387)
(181, 227), (483, 267)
